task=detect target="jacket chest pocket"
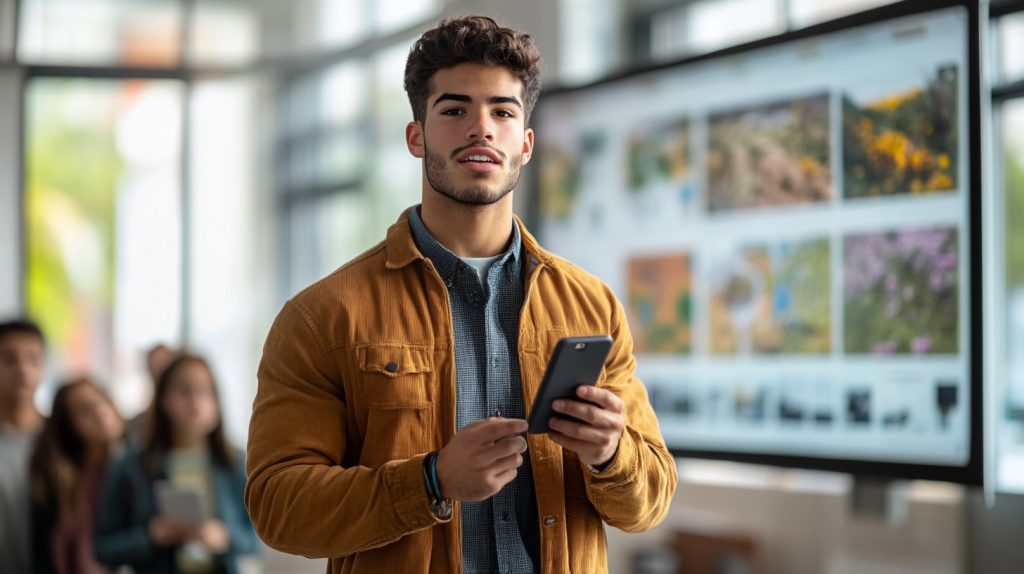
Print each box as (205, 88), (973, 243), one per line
(354, 344), (436, 467)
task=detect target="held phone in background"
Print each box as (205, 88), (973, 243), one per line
(527, 335), (613, 434)
(154, 480), (205, 527)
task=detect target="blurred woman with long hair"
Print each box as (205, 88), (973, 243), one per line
(94, 353), (257, 574)
(30, 377), (125, 574)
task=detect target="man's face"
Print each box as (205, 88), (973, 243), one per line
(406, 62), (534, 206)
(0, 334), (45, 405)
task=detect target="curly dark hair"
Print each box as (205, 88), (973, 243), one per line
(404, 15), (543, 125)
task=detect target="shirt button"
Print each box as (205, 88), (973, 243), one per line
(385, 362), (399, 373)
(543, 516), (557, 526)
(502, 512), (511, 522)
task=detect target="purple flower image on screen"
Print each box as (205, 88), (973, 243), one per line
(844, 226), (959, 355)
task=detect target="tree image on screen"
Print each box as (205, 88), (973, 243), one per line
(843, 64), (959, 198)
(844, 226), (959, 355)
(707, 93), (832, 212)
(627, 253), (693, 354)
(710, 239), (831, 355)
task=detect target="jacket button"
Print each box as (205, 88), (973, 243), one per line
(385, 362), (399, 373)
(543, 516), (556, 526)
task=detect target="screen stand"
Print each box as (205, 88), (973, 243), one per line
(849, 476), (909, 525)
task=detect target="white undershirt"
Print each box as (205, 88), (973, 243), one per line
(460, 255), (502, 287)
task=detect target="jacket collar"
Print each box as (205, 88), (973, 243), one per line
(385, 206), (554, 274)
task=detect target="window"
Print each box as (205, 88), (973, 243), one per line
(998, 11), (1024, 85)
(25, 78), (183, 413)
(0, 0), (15, 61)
(187, 1), (260, 68)
(648, 0), (782, 60)
(637, 0), (901, 63)
(18, 0), (183, 66)
(998, 98), (1024, 492)
(559, 0), (621, 84)
(188, 75), (275, 444)
(788, 0), (895, 29)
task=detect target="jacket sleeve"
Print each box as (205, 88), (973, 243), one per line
(583, 289), (678, 532)
(93, 454), (157, 566)
(244, 300), (447, 558)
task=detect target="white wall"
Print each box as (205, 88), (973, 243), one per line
(0, 67), (21, 318)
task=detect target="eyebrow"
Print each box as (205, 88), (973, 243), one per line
(432, 93), (523, 109)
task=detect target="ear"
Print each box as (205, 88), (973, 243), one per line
(406, 121), (425, 158)
(520, 127), (535, 165)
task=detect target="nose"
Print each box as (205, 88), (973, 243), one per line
(15, 359), (33, 382)
(465, 109), (494, 142)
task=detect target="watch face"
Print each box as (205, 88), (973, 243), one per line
(431, 499), (452, 519)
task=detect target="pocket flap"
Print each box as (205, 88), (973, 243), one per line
(356, 344), (432, 377)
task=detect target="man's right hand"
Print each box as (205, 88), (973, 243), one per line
(435, 417), (529, 502)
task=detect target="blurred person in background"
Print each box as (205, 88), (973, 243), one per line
(94, 353), (257, 574)
(246, 15), (675, 574)
(0, 319), (47, 574)
(30, 377), (125, 574)
(126, 343), (177, 447)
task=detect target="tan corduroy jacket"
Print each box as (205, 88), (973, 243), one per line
(245, 208), (677, 573)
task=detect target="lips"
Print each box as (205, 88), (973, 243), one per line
(456, 147), (502, 165)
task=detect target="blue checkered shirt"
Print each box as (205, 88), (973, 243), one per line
(409, 206), (540, 574)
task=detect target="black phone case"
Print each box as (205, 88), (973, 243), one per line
(527, 335), (613, 434)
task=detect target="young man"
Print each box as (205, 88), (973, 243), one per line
(0, 319), (47, 574)
(246, 16), (676, 573)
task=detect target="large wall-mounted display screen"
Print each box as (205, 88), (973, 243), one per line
(536, 5), (979, 482)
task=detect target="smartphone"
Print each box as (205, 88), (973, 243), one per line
(527, 335), (613, 434)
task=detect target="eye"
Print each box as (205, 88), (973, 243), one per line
(440, 108), (464, 117)
(495, 109), (515, 119)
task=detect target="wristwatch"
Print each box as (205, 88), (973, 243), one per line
(429, 495), (452, 519)
(423, 451), (453, 519)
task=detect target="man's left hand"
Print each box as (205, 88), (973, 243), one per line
(548, 385), (624, 468)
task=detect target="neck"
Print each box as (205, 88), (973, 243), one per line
(0, 400), (42, 432)
(419, 193), (515, 258)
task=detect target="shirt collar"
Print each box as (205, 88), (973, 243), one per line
(408, 205), (521, 283)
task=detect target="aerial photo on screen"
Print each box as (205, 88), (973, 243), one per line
(539, 130), (607, 221)
(709, 238), (831, 355)
(707, 92), (832, 212)
(626, 252), (693, 354)
(627, 116), (696, 217)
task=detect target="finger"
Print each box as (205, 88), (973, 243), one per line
(478, 435), (527, 465)
(552, 398), (609, 426)
(494, 434), (528, 455)
(549, 416), (605, 443)
(492, 466), (519, 486)
(491, 451), (525, 473)
(474, 418), (529, 443)
(548, 430), (595, 455)
(576, 385), (624, 413)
